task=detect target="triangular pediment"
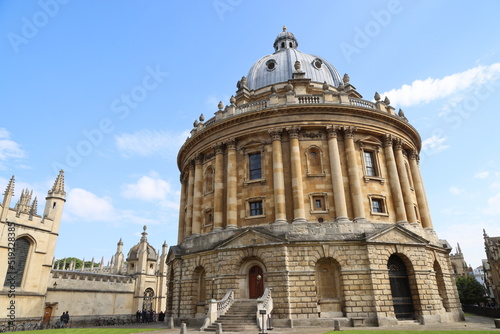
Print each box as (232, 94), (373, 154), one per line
(216, 228), (285, 249)
(366, 224), (429, 245)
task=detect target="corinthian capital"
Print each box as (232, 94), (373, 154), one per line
(326, 125), (340, 139)
(286, 126), (301, 139)
(268, 128), (283, 141)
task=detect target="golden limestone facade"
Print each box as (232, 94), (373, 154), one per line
(0, 172), (167, 324)
(484, 230), (500, 304)
(0, 172), (65, 320)
(167, 29), (463, 327)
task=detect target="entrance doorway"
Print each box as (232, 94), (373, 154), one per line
(43, 306), (52, 324)
(388, 255), (415, 320)
(248, 265), (264, 299)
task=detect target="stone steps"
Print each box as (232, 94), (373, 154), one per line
(204, 299), (259, 332)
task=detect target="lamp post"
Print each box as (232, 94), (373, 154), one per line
(211, 278), (215, 300)
(256, 274), (262, 297)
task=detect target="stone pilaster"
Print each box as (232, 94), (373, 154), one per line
(287, 126), (306, 223)
(409, 151), (433, 229)
(343, 126), (365, 221)
(269, 128), (287, 224)
(226, 138), (237, 229)
(383, 135), (407, 223)
(326, 125), (349, 222)
(213, 143), (224, 231)
(177, 173), (187, 243)
(184, 162), (195, 237)
(192, 155), (204, 235)
(394, 139), (417, 224)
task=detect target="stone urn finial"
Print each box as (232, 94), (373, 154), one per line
(294, 60), (301, 71)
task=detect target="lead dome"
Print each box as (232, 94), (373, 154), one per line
(246, 27), (342, 90)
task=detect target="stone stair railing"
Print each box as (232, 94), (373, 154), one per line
(200, 289), (234, 331)
(256, 288), (273, 331)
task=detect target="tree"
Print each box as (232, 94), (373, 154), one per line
(456, 275), (486, 305)
(54, 257), (99, 270)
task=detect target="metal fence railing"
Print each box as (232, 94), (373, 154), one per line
(462, 304), (500, 318)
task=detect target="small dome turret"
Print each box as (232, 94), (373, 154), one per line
(246, 27), (342, 90)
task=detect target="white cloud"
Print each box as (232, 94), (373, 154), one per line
(484, 193), (500, 215)
(64, 188), (115, 221)
(121, 172), (180, 211)
(380, 63), (500, 107)
(0, 128), (27, 166)
(115, 129), (188, 158)
(122, 173), (172, 201)
(421, 135), (449, 155)
(449, 187), (464, 195)
(474, 171), (490, 179)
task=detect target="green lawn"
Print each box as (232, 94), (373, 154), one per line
(325, 329), (500, 334)
(15, 329), (159, 334)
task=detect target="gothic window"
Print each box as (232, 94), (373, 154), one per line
(4, 237), (31, 288)
(306, 146), (325, 176)
(143, 288), (154, 311)
(248, 152), (262, 180)
(204, 166), (214, 194)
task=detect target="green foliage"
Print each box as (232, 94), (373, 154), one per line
(54, 257), (100, 270)
(455, 274), (486, 305)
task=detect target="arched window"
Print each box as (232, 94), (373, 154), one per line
(205, 166), (214, 193)
(434, 260), (450, 311)
(315, 258), (344, 317)
(306, 146), (324, 176)
(4, 237), (31, 287)
(388, 255), (415, 320)
(143, 288), (154, 311)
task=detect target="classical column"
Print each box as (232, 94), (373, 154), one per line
(287, 126), (306, 223)
(409, 151), (433, 229)
(326, 125), (349, 222)
(394, 139), (418, 224)
(269, 128), (287, 224)
(177, 173), (187, 244)
(226, 138), (238, 229)
(343, 126), (365, 221)
(383, 135), (407, 223)
(192, 154), (203, 235)
(184, 162), (195, 237)
(213, 143), (224, 231)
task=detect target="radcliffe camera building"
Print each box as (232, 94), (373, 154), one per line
(167, 28), (464, 328)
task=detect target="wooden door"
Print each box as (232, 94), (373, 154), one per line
(43, 306), (52, 324)
(248, 266), (264, 299)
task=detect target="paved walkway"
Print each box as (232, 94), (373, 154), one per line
(129, 314), (498, 333)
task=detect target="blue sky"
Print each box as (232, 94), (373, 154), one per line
(1, 0), (500, 269)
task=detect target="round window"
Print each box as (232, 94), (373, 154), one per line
(313, 58), (323, 69)
(266, 59), (276, 71)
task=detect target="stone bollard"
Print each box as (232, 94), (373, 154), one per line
(166, 317), (174, 329)
(494, 319), (500, 328)
(215, 322), (223, 333)
(333, 319), (341, 331)
(180, 322), (187, 334)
